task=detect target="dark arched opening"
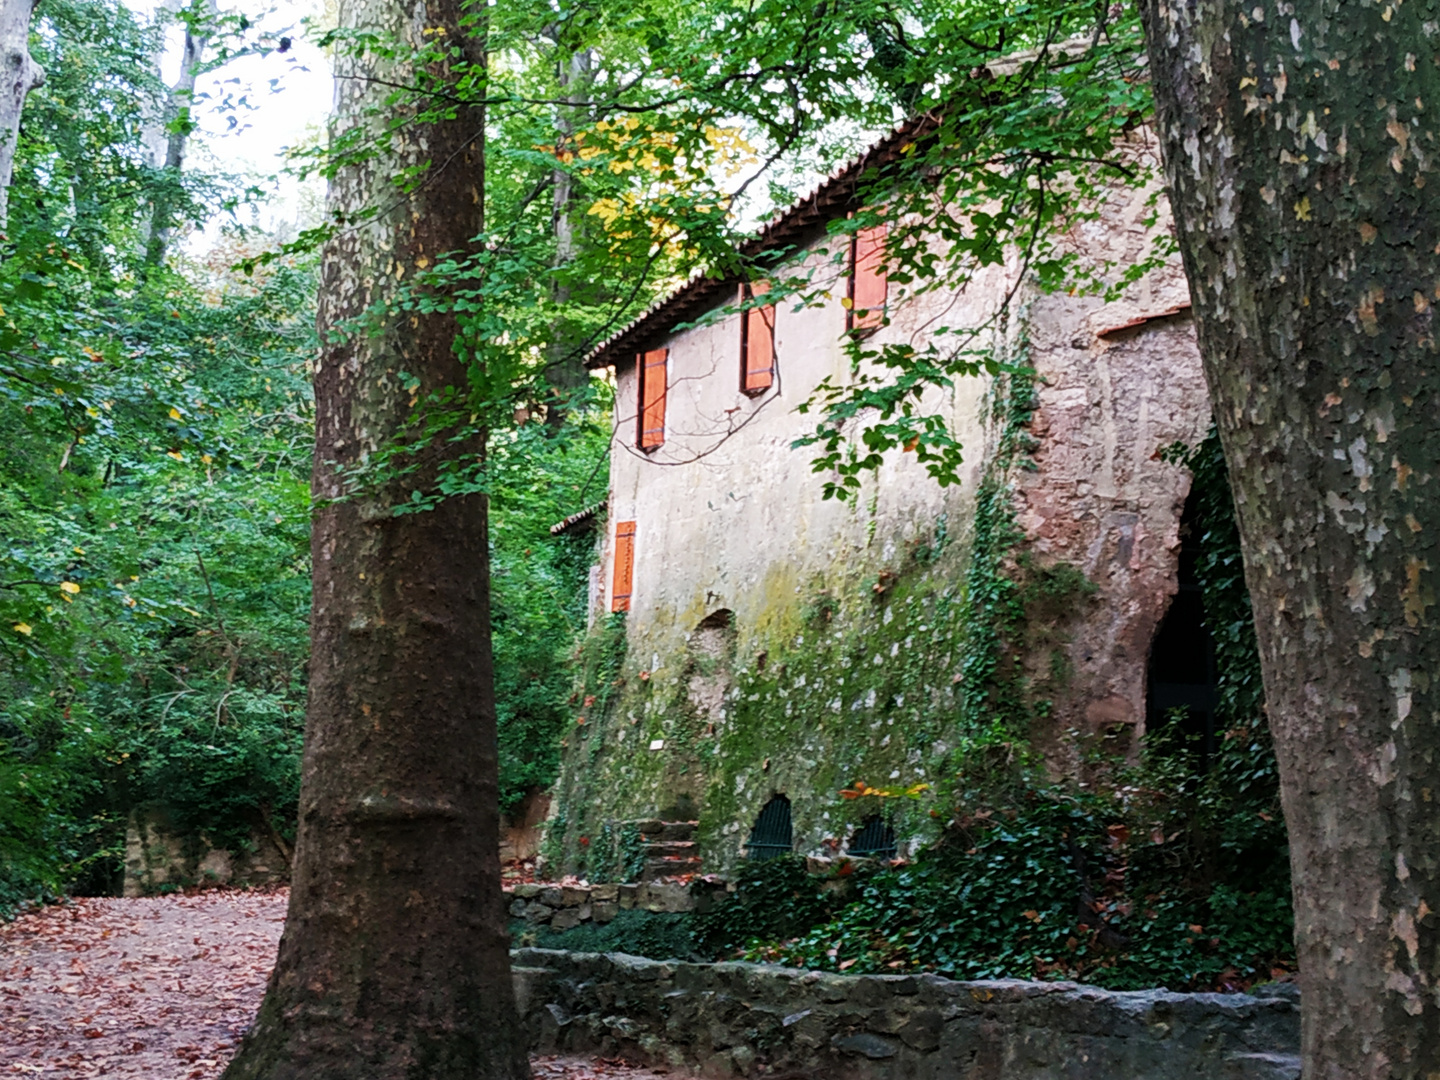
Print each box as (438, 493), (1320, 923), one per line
(1146, 490), (1220, 768)
(847, 816), (897, 860)
(744, 794), (793, 861)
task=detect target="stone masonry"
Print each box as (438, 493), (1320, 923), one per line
(505, 881), (716, 930)
(511, 948), (1301, 1080)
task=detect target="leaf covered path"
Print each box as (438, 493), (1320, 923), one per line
(0, 891), (684, 1079)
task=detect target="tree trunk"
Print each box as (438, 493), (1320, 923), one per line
(143, 0), (215, 268)
(1140, 0), (1440, 1074)
(0, 0), (42, 232)
(544, 47), (592, 429)
(220, 0), (528, 1076)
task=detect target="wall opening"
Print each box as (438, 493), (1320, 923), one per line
(1146, 490), (1220, 768)
(744, 794), (793, 861)
(846, 816), (896, 860)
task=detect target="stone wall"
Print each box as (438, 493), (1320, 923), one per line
(123, 806), (289, 897)
(512, 948), (1300, 1080)
(505, 880), (715, 930)
(548, 173), (1212, 877)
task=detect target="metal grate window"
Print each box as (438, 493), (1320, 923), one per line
(744, 794), (793, 861)
(847, 816), (897, 860)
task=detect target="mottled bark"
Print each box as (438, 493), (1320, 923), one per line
(143, 0), (215, 268)
(0, 0), (42, 231)
(1140, 0), (1440, 1075)
(220, 0), (527, 1077)
(544, 47), (592, 429)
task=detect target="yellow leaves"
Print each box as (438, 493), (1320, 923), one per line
(839, 780), (930, 800)
(201, 453), (213, 465)
(72, 546), (84, 555)
(1293, 196), (1312, 221)
(59, 581), (80, 595)
(168, 407), (183, 421)
(12, 622), (31, 635)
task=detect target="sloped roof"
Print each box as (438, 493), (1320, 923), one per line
(584, 109), (942, 370)
(582, 38), (1107, 371)
(549, 500), (606, 536)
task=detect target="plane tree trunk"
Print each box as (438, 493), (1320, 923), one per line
(543, 46), (593, 429)
(1140, 0), (1440, 1074)
(143, 0), (215, 268)
(0, 0), (42, 232)
(220, 0), (527, 1076)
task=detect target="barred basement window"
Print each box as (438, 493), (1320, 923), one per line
(744, 794), (792, 862)
(846, 816), (896, 860)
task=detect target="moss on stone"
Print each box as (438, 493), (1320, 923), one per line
(548, 327), (1094, 877)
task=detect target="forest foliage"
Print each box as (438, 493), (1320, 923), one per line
(0, 0), (603, 912)
(524, 434), (1293, 992)
(3, 0), (1292, 1002)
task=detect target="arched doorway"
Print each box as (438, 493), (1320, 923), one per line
(1146, 490), (1220, 768)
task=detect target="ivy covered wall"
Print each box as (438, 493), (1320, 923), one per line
(548, 287), (1213, 878)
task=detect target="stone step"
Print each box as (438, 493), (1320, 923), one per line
(643, 840), (697, 859)
(642, 856), (701, 880)
(638, 820), (697, 842)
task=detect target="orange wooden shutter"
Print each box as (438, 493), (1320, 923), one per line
(741, 282), (775, 393)
(611, 521), (636, 612)
(638, 348), (667, 449)
(849, 224), (888, 332)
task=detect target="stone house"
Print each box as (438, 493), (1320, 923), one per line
(546, 120), (1215, 877)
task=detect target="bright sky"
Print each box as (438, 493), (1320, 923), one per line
(124, 0), (335, 248)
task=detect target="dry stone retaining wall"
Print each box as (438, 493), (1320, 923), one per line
(505, 881), (713, 930)
(510, 948), (1301, 1080)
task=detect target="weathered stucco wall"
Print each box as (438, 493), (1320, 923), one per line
(549, 182), (1211, 876)
(512, 948), (1301, 1080)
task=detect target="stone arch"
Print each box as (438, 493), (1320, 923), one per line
(657, 609), (737, 820)
(1145, 489), (1219, 767)
(846, 815), (897, 860)
(744, 793), (793, 861)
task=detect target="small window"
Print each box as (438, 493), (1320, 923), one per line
(848, 224), (887, 334)
(611, 521), (636, 612)
(638, 348), (668, 449)
(744, 794), (793, 861)
(740, 282), (774, 394)
(847, 816), (897, 860)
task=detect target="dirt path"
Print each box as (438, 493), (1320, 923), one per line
(0, 891), (681, 1079)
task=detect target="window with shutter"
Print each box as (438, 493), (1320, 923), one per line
(848, 223), (888, 334)
(611, 521), (636, 612)
(740, 282), (774, 394)
(637, 348), (668, 449)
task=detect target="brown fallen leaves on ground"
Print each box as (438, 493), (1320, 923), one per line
(0, 890), (683, 1080)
